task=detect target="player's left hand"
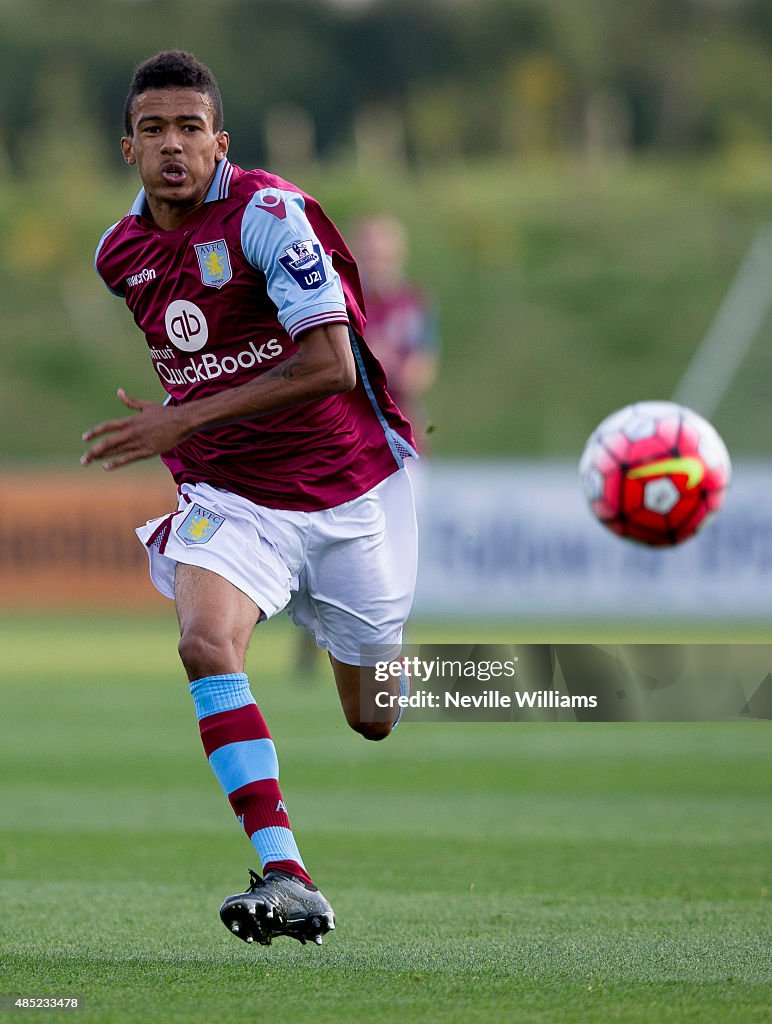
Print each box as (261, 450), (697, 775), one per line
(80, 388), (190, 471)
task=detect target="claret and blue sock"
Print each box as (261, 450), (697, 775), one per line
(189, 673), (313, 886)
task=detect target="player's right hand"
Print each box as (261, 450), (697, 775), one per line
(80, 388), (191, 471)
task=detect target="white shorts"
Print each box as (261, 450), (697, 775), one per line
(136, 468), (418, 666)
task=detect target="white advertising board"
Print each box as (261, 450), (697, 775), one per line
(412, 460), (772, 619)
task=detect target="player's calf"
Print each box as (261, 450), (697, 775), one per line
(330, 657), (402, 740)
(347, 717), (394, 742)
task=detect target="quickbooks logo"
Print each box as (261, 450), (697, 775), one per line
(154, 338), (285, 386)
(627, 457), (704, 489)
(164, 299), (208, 352)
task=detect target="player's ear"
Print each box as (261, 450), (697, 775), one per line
(215, 131), (230, 161)
(121, 137), (136, 165)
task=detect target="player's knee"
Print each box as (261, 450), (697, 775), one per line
(178, 625), (238, 679)
(350, 719), (394, 742)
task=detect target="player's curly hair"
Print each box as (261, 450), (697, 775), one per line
(124, 50), (224, 135)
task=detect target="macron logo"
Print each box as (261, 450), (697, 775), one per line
(275, 800), (288, 814)
(126, 267), (156, 287)
(254, 190), (287, 220)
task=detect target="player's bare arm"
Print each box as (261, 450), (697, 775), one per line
(81, 322), (355, 471)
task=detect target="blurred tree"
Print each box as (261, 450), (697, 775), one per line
(503, 53), (571, 155)
(0, 0), (769, 170)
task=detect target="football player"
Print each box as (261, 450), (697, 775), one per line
(83, 50), (418, 947)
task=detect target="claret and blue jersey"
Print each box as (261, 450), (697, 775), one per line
(95, 158), (416, 511)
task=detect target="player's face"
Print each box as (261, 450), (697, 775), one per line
(122, 88), (229, 221)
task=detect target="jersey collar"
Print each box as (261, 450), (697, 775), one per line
(128, 158), (235, 218)
(204, 158), (234, 202)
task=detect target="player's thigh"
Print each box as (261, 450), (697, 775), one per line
(175, 562), (262, 635)
(175, 563), (262, 675)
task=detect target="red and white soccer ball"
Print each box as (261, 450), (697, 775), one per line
(579, 401), (732, 546)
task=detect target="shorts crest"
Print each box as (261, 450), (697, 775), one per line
(177, 504), (225, 545)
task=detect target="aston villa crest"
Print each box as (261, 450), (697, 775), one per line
(194, 239), (232, 289)
(177, 504), (225, 545)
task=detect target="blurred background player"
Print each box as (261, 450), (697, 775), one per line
(350, 215), (438, 451)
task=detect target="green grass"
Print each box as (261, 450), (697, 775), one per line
(0, 614), (770, 1023)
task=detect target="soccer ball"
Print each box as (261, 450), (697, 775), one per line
(579, 401), (731, 546)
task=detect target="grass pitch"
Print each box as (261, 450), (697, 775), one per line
(0, 614), (769, 1023)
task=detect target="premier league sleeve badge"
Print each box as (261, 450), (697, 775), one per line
(279, 239), (328, 290)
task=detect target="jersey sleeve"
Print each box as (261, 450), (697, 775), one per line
(240, 188), (349, 340)
(94, 223), (126, 298)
